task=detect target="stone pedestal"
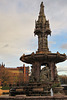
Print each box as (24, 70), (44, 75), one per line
(9, 83), (51, 96)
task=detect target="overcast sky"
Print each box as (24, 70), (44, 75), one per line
(0, 0), (67, 75)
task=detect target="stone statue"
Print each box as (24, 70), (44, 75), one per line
(40, 66), (51, 82)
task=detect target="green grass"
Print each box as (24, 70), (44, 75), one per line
(1, 86), (9, 90)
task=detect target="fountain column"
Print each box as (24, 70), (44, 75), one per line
(49, 62), (55, 81)
(32, 62), (41, 82)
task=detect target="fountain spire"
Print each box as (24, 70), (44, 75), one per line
(34, 2), (51, 53)
(38, 2), (46, 23)
(39, 2), (44, 16)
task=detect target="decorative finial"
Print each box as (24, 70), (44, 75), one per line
(39, 2), (44, 16)
(41, 2), (44, 6)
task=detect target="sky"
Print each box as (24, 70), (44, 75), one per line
(0, 0), (67, 75)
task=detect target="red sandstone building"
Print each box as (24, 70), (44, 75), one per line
(0, 63), (29, 86)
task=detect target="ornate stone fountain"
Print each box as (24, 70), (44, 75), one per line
(10, 2), (66, 96)
(20, 2), (66, 83)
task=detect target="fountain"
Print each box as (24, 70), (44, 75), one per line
(10, 2), (66, 96)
